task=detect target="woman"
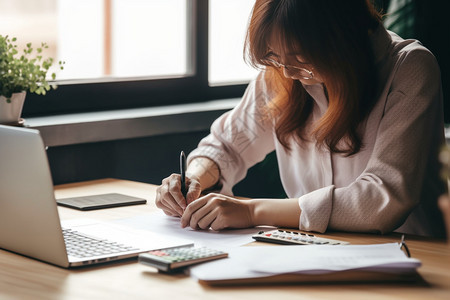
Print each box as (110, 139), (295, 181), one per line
(156, 0), (446, 237)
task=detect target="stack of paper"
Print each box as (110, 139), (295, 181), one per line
(189, 243), (421, 284)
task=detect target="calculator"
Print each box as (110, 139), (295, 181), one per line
(138, 246), (228, 272)
(253, 229), (349, 245)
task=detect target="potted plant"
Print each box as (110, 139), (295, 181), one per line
(0, 35), (64, 125)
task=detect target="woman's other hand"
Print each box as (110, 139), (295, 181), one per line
(180, 193), (255, 230)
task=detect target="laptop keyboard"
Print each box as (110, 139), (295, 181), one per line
(62, 228), (139, 258)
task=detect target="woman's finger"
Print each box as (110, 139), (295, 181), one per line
(181, 196), (209, 227)
(186, 178), (202, 204)
(160, 191), (183, 216)
(157, 178), (183, 216)
(168, 174), (187, 210)
(196, 209), (218, 230)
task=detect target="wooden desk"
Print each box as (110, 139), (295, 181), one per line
(1, 178), (449, 299)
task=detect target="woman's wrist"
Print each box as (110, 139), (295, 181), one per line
(186, 156), (220, 191)
(185, 172), (202, 188)
(250, 198), (301, 228)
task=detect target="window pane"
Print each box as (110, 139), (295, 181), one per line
(58, 0), (104, 79)
(0, 0), (59, 77)
(0, 0), (188, 82)
(112, 0), (187, 78)
(209, 0), (258, 85)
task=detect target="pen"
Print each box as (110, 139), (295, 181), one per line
(180, 151), (187, 198)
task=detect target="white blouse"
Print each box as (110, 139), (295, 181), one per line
(187, 26), (446, 237)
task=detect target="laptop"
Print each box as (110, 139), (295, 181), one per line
(0, 125), (193, 268)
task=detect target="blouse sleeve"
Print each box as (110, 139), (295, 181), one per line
(298, 47), (445, 234)
(187, 72), (276, 195)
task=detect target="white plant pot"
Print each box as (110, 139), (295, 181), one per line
(0, 91), (26, 125)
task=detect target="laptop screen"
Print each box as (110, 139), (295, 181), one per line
(0, 125), (69, 267)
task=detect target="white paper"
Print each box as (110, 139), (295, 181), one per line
(189, 246), (264, 281)
(189, 243), (421, 281)
(114, 211), (275, 248)
(251, 243), (421, 274)
(61, 218), (193, 250)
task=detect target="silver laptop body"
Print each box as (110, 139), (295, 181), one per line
(0, 125), (192, 268)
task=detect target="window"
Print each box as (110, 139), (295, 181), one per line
(209, 0), (257, 85)
(0, 0), (252, 117)
(58, 0), (188, 80)
(0, 0), (188, 81)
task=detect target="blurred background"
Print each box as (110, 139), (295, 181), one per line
(0, 0), (448, 199)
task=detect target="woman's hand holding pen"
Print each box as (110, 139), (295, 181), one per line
(155, 174), (202, 217)
(155, 155), (219, 217)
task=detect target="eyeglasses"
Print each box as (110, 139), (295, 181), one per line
(261, 57), (314, 80)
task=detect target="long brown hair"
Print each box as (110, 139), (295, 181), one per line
(245, 0), (381, 155)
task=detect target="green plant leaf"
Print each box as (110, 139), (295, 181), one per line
(0, 35), (63, 98)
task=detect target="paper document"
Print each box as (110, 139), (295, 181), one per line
(189, 243), (421, 282)
(114, 211), (275, 248)
(61, 218), (193, 250)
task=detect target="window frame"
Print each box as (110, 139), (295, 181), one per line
(22, 0), (248, 118)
